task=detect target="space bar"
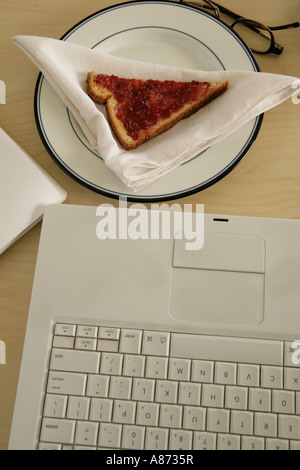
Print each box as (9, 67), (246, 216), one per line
(170, 333), (283, 365)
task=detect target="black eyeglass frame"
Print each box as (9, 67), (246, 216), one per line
(178, 0), (300, 55)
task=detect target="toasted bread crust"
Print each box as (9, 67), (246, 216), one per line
(87, 73), (112, 104)
(86, 72), (228, 150)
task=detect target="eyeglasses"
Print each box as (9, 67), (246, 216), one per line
(178, 0), (300, 55)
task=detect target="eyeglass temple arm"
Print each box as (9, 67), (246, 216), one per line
(179, 1), (297, 55)
(209, 3), (289, 55)
(270, 22), (300, 31)
(233, 19), (284, 55)
(195, 1), (284, 55)
(201, 2), (300, 32)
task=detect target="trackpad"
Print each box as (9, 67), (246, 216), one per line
(170, 233), (265, 326)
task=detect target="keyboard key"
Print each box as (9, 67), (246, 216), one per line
(266, 438), (289, 450)
(40, 418), (76, 445)
(145, 427), (169, 450)
(261, 365), (283, 389)
(217, 433), (240, 450)
(89, 398), (113, 422)
(272, 390), (295, 414)
(155, 380), (178, 404)
(47, 371), (86, 396)
(67, 396), (90, 420)
(169, 429), (193, 450)
(254, 412), (277, 438)
(86, 374), (110, 398)
(215, 362), (237, 385)
(142, 331), (170, 357)
(123, 354), (145, 377)
(241, 436), (265, 450)
(278, 414), (300, 439)
(98, 327), (120, 340)
(193, 432), (216, 450)
(75, 421), (99, 447)
(75, 338), (97, 351)
(231, 410), (254, 435)
(132, 378), (155, 402)
(249, 388), (271, 412)
(178, 382), (201, 406)
(136, 402), (159, 426)
(202, 384), (224, 408)
(39, 443), (62, 450)
(73, 445), (96, 450)
(290, 440), (300, 450)
(168, 358), (191, 381)
(170, 333), (283, 365)
(113, 400), (136, 424)
(100, 353), (123, 375)
(206, 408), (230, 433)
(55, 324), (76, 337)
(120, 329), (142, 354)
(284, 341), (300, 367)
(297, 392), (300, 414)
(122, 425), (145, 450)
(98, 423), (122, 448)
(109, 376), (132, 400)
(50, 348), (100, 374)
(225, 386), (248, 410)
(238, 364), (260, 387)
(160, 405), (183, 429)
(145, 356), (168, 379)
(77, 325), (98, 338)
(43, 394), (68, 418)
(192, 360), (214, 383)
(53, 335), (75, 349)
(97, 340), (119, 352)
(182, 406), (206, 431)
(285, 368), (300, 391)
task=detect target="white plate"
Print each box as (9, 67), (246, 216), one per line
(34, 0), (263, 202)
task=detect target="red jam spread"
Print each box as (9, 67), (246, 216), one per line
(95, 74), (211, 140)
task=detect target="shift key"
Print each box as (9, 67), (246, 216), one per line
(50, 348), (100, 373)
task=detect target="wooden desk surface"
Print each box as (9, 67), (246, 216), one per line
(0, 0), (299, 450)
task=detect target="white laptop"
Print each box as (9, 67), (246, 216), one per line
(8, 204), (300, 450)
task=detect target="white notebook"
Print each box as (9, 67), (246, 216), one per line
(0, 127), (67, 255)
(8, 205), (300, 449)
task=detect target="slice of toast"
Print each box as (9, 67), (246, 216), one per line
(87, 72), (228, 150)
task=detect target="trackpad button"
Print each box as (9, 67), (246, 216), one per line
(170, 268), (264, 325)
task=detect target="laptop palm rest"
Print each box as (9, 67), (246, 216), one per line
(170, 232), (265, 326)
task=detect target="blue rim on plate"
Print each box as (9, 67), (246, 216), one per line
(34, 0), (263, 202)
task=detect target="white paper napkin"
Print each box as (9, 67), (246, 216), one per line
(0, 127), (67, 255)
(12, 35), (300, 192)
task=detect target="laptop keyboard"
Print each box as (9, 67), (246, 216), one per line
(38, 323), (300, 450)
